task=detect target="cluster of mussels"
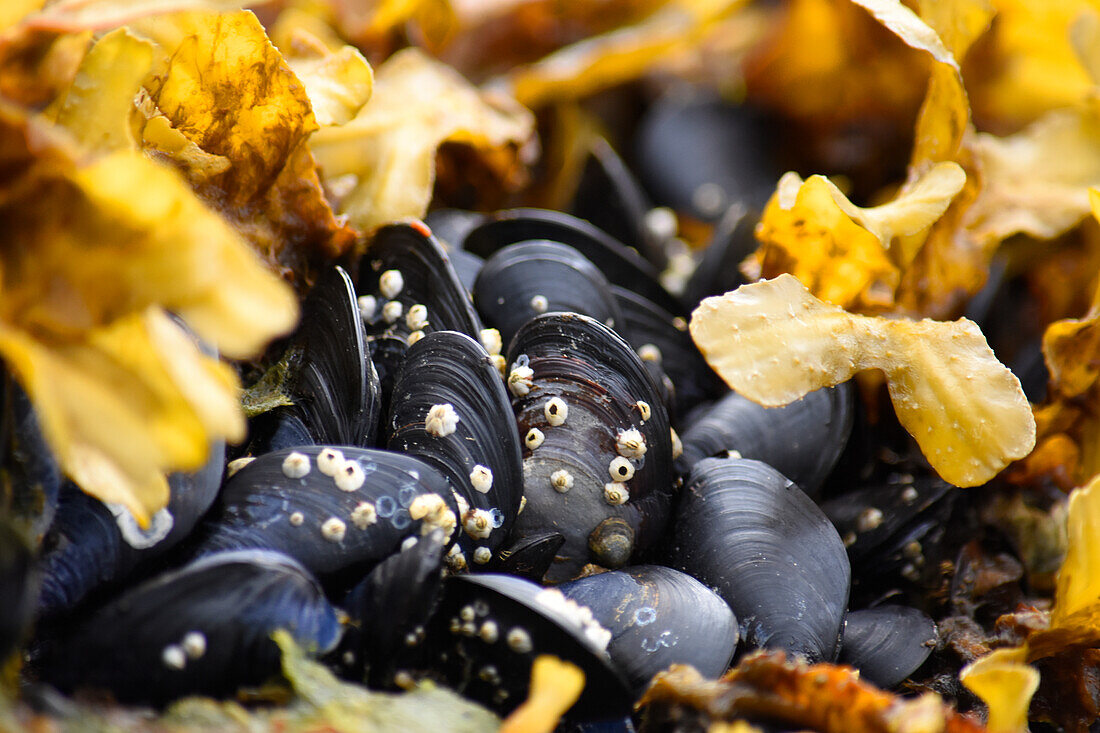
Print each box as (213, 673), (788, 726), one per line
(2, 97), (960, 729)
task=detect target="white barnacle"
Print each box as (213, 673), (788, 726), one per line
(616, 428), (647, 459)
(670, 427), (683, 460)
(463, 509), (494, 539)
(480, 328), (503, 356)
(544, 397), (568, 426)
(321, 517), (347, 542)
(635, 400), (652, 422)
(162, 644), (186, 670)
(529, 294), (549, 313)
(350, 502), (377, 530)
(225, 456), (255, 478)
(401, 536), (419, 551)
(524, 427), (545, 450)
(379, 269), (405, 299)
(473, 546), (492, 564)
(857, 507), (884, 533)
(289, 511), (305, 527)
(425, 403), (460, 437)
(469, 465), (493, 493)
(281, 451), (311, 479)
(406, 304), (429, 331)
(479, 621), (499, 644)
(446, 544), (468, 571)
(637, 344), (662, 363)
(490, 354), (507, 377)
(357, 294), (377, 321)
(550, 469), (573, 493)
(506, 627), (533, 654)
(407, 329), (425, 346)
(335, 460), (366, 492)
(507, 357), (535, 397)
(382, 300), (404, 324)
(603, 483), (629, 506)
(317, 447), (345, 476)
(182, 631), (206, 660)
(608, 456), (635, 482)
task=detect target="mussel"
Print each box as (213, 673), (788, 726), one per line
(386, 330), (523, 566)
(506, 313), (675, 582)
(665, 457), (850, 662)
(559, 565), (738, 695)
(421, 573), (634, 720)
(838, 605), (937, 688)
(35, 549), (341, 704)
(676, 385), (853, 496)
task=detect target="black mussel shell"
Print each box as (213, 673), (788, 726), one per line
(676, 385), (853, 496)
(424, 208), (488, 250)
(839, 606), (937, 688)
(487, 530), (566, 582)
(559, 565), (738, 695)
(359, 222), (483, 341)
(462, 209), (684, 317)
(506, 313), (674, 582)
(191, 446), (459, 583)
(387, 331), (522, 564)
(422, 573), (633, 720)
(474, 240), (625, 346)
(634, 92), (781, 221)
(37, 442), (225, 619)
(35, 549), (341, 704)
(0, 520), (36, 660)
(341, 530), (446, 687)
(681, 205), (756, 307)
(666, 457), (850, 662)
(1, 380), (61, 545)
(612, 286), (723, 421)
(821, 476), (955, 592)
(571, 138), (667, 269)
(249, 266), (379, 452)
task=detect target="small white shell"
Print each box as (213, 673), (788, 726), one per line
(289, 511), (305, 527)
(281, 452), (311, 479)
(544, 397), (568, 426)
(321, 517), (347, 542)
(550, 469), (573, 493)
(182, 631), (206, 660)
(335, 460), (366, 492)
(508, 364), (535, 397)
(357, 294), (377, 321)
(524, 427), (545, 450)
(379, 269), (405, 299)
(506, 628), (533, 653)
(426, 403), (460, 437)
(226, 456), (255, 478)
(473, 547), (492, 565)
(463, 509), (494, 539)
(616, 428), (647, 459)
(635, 401), (652, 422)
(406, 304), (429, 331)
(529, 295), (549, 313)
(162, 645), (186, 670)
(316, 447), (345, 476)
(351, 502), (377, 530)
(382, 300), (404, 324)
(469, 465), (493, 493)
(480, 328), (503, 356)
(608, 456), (635, 482)
(603, 483), (629, 506)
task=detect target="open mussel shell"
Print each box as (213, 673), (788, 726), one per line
(386, 331), (522, 564)
(247, 266), (380, 453)
(35, 549), (341, 704)
(559, 565), (738, 695)
(612, 286), (723, 421)
(839, 606), (936, 688)
(462, 209), (684, 317)
(341, 530), (446, 687)
(506, 313), (674, 582)
(37, 442), (225, 619)
(191, 446), (459, 583)
(474, 240), (625, 346)
(677, 385), (853, 496)
(486, 530), (565, 582)
(359, 222), (483, 341)
(422, 573), (633, 720)
(666, 457), (850, 662)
